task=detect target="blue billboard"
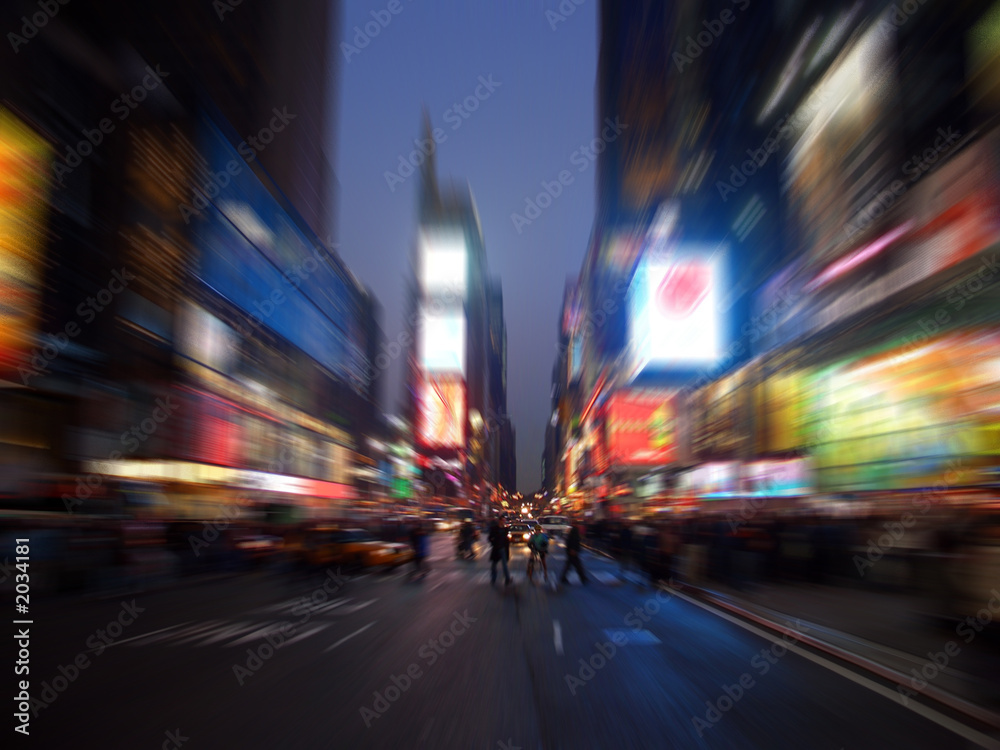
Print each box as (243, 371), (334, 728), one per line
(191, 115), (356, 378)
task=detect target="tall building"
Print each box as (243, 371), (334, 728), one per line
(552, 0), (1000, 516)
(407, 117), (510, 508)
(0, 0), (383, 520)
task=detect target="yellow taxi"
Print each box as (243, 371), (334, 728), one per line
(305, 526), (413, 570)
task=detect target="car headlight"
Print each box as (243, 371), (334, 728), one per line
(523, 533), (530, 540)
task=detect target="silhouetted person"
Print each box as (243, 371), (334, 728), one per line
(488, 520), (511, 585)
(560, 522), (588, 585)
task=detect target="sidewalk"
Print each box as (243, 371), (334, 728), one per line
(583, 542), (1000, 731)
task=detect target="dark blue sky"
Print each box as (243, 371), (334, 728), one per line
(335, 0), (598, 491)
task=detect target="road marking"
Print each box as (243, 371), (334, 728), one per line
(593, 572), (621, 586)
(338, 599), (376, 615)
(670, 587), (1000, 750)
(196, 621), (265, 646)
(282, 623), (331, 646)
(166, 620), (231, 645)
(226, 623), (285, 646)
(428, 579), (447, 592)
(324, 621), (376, 652)
(554, 620), (564, 655)
(316, 598), (350, 613)
(109, 622), (193, 649)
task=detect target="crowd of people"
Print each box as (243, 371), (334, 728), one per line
(585, 508), (1000, 617)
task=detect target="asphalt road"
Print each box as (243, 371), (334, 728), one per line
(18, 534), (1000, 749)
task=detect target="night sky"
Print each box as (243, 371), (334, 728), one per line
(335, 0), (599, 492)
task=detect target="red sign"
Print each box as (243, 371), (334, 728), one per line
(658, 262), (710, 318)
(606, 390), (676, 466)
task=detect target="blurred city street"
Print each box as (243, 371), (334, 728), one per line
(4, 0), (1000, 746)
(17, 533), (1000, 749)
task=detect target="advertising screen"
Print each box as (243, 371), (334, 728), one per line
(418, 375), (465, 448)
(629, 252), (722, 372)
(681, 462), (740, 499)
(569, 335), (583, 382)
(745, 459), (812, 497)
(606, 389), (677, 466)
(192, 115), (353, 378)
(808, 329), (1000, 491)
(0, 109), (49, 377)
(420, 309), (466, 374)
(420, 228), (467, 299)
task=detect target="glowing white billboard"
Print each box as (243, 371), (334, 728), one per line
(420, 228), (467, 299)
(629, 252), (722, 370)
(420, 308), (466, 374)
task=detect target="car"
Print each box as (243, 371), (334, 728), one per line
(305, 527), (414, 570)
(538, 515), (571, 539)
(507, 523), (534, 545)
(429, 517), (454, 532)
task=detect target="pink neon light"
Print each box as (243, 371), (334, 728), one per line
(807, 222), (913, 291)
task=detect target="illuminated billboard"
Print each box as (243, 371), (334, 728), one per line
(420, 228), (467, 299)
(420, 309), (466, 374)
(418, 375), (465, 448)
(628, 252), (722, 371)
(606, 390), (677, 466)
(0, 109), (50, 377)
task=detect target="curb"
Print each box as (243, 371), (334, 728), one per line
(674, 579), (1000, 733)
(581, 541), (1000, 733)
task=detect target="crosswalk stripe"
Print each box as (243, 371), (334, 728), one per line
(114, 622), (193, 649)
(324, 621), (376, 652)
(282, 623), (330, 646)
(172, 620), (241, 645)
(226, 623), (285, 647)
(338, 599), (376, 614)
(141, 621), (222, 646)
(196, 621), (264, 646)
